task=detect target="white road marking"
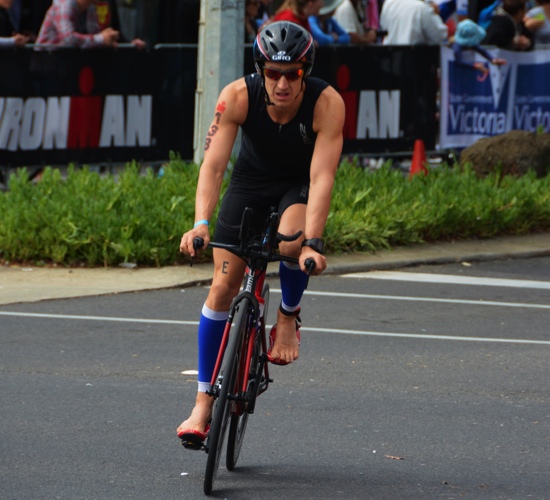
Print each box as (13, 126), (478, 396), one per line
(299, 327), (550, 345)
(0, 311), (197, 325)
(1, 311), (549, 345)
(271, 289), (550, 310)
(342, 271), (550, 290)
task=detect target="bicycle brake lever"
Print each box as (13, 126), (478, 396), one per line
(190, 237), (205, 267)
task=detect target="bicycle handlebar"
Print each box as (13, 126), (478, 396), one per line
(192, 236), (316, 274)
(190, 208), (316, 274)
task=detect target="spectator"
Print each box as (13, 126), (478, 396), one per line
(333, 0), (377, 43)
(17, 0), (51, 40)
(360, 0), (381, 29)
(6, 0), (40, 41)
(524, 0), (550, 46)
(380, 0), (449, 44)
(469, 0), (500, 23)
(0, 0), (29, 47)
(435, 0), (456, 22)
(309, 0), (352, 45)
(35, 0), (120, 48)
(256, 0), (274, 27)
(482, 0), (533, 49)
(101, 0), (146, 49)
(272, 0), (323, 32)
(452, 19), (506, 76)
(245, 0), (260, 42)
(435, 0), (470, 22)
(6, 0), (19, 28)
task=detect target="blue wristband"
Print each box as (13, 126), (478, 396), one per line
(194, 220), (209, 228)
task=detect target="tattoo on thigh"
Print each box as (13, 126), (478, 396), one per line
(222, 261), (229, 274)
(204, 101), (226, 151)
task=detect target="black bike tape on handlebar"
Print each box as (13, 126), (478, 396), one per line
(193, 237), (205, 250)
(305, 258), (316, 274)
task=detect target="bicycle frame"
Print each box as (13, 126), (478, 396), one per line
(207, 262), (270, 413)
(206, 209), (281, 403)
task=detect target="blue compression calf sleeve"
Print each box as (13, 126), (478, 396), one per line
(279, 261), (308, 313)
(197, 304), (228, 392)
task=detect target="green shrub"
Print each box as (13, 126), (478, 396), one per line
(1, 156), (549, 266)
(327, 161), (550, 253)
(0, 156), (200, 266)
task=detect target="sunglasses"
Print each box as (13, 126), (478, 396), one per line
(263, 67), (304, 82)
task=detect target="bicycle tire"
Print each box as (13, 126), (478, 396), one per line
(203, 298), (250, 495)
(226, 283), (269, 470)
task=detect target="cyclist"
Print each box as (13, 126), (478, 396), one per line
(177, 20), (345, 446)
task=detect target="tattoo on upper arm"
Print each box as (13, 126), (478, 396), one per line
(222, 261), (229, 274)
(204, 101), (227, 151)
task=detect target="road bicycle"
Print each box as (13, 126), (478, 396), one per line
(188, 207), (314, 495)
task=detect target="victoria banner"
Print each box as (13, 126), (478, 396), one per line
(439, 46), (550, 150)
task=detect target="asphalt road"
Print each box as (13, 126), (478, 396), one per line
(1, 256), (549, 499)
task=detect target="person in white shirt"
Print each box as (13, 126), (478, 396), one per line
(524, 0), (550, 46)
(333, 0), (377, 43)
(380, 0), (448, 44)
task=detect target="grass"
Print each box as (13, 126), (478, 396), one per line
(1, 155), (549, 267)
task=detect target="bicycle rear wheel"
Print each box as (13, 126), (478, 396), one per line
(226, 283), (269, 471)
(203, 298), (250, 495)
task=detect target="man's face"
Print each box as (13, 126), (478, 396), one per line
(262, 62), (305, 107)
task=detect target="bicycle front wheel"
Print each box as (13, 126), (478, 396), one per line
(226, 282), (269, 470)
(204, 297), (251, 495)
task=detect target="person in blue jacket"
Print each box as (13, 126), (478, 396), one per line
(309, 0), (351, 45)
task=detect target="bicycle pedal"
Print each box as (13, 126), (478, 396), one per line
(181, 440), (206, 452)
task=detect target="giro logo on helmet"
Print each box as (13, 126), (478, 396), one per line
(272, 51), (291, 62)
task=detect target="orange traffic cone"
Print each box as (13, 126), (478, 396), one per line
(409, 139), (428, 178)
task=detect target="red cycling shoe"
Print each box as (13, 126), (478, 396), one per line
(177, 423), (210, 450)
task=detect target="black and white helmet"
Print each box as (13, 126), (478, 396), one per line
(253, 21), (315, 78)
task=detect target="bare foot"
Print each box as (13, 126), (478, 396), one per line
(269, 310), (300, 364)
(177, 392), (213, 435)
